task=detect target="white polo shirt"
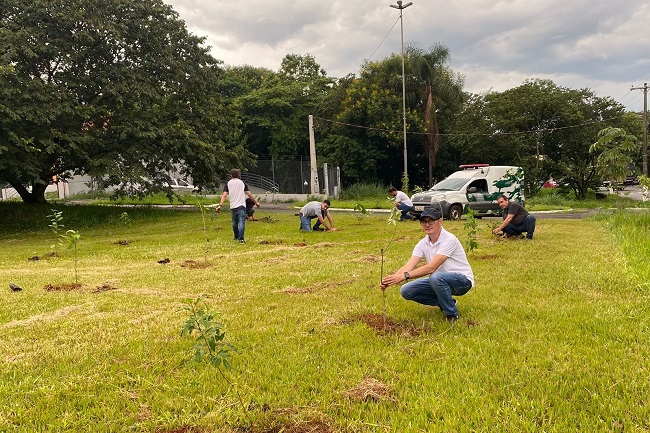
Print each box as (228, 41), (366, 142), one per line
(412, 227), (474, 286)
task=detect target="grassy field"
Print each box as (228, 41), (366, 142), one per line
(1, 203), (649, 432)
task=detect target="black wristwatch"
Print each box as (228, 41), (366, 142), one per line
(404, 272), (410, 280)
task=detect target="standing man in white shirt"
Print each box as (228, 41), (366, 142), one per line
(380, 207), (474, 322)
(216, 169), (259, 243)
(388, 186), (415, 221)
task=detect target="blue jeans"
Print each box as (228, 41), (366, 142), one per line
(397, 203), (415, 220)
(400, 272), (473, 316)
(503, 215), (536, 239)
(300, 213), (327, 231)
(230, 206), (246, 240)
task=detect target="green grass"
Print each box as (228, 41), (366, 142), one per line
(1, 204), (650, 432)
(527, 187), (649, 211)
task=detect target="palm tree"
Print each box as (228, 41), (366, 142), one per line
(406, 43), (465, 186)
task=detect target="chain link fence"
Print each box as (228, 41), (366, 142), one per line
(252, 158), (340, 196)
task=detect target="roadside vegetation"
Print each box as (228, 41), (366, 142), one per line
(42, 181), (650, 215)
(1, 203), (649, 432)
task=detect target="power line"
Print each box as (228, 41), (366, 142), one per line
(313, 113), (628, 138)
(365, 16), (401, 64)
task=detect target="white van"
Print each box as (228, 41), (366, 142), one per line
(410, 164), (525, 220)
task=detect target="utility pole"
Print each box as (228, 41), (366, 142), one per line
(390, 0), (413, 187)
(631, 82), (648, 176)
(308, 115), (319, 195)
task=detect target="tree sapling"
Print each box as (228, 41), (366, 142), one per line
(47, 208), (64, 256)
(463, 208), (479, 253)
(354, 203), (372, 223)
(379, 206), (402, 326)
(61, 229), (81, 284)
(181, 297), (250, 422)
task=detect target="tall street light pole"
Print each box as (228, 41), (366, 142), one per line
(631, 82), (648, 176)
(390, 0), (413, 187)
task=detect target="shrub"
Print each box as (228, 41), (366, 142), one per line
(340, 182), (386, 200)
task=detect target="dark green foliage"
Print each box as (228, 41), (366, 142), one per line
(339, 183), (386, 200)
(0, 0), (250, 203)
(449, 79), (639, 199)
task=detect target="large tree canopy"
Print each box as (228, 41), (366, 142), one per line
(449, 79), (637, 199)
(0, 0), (249, 203)
(406, 43), (465, 187)
(227, 54), (335, 160)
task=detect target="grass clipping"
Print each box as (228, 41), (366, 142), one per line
(343, 377), (394, 402)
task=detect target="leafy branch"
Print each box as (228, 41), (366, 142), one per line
(47, 208), (64, 255)
(353, 203), (372, 223)
(180, 297), (250, 422)
(463, 208), (479, 253)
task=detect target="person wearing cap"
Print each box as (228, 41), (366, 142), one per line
(388, 186), (415, 221)
(492, 194), (536, 240)
(216, 169), (260, 243)
(380, 207), (474, 322)
(299, 200), (336, 231)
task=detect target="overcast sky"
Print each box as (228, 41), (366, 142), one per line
(166, 0), (650, 113)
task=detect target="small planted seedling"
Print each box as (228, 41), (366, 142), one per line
(61, 229), (81, 284)
(463, 208), (479, 253)
(118, 211), (132, 227)
(181, 297), (250, 422)
(379, 206), (402, 326)
(197, 201), (211, 265)
(47, 209), (64, 256)
(354, 203), (372, 223)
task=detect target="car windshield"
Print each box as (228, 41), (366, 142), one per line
(429, 177), (469, 191)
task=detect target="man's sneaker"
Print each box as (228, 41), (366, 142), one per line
(446, 315), (459, 323)
(239, 239), (246, 244)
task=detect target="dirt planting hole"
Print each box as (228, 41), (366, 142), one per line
(180, 260), (211, 269)
(44, 283), (83, 292)
(260, 239), (285, 245)
(357, 255), (380, 263)
(93, 283), (119, 293)
(343, 377), (394, 402)
(258, 216), (279, 223)
(355, 313), (421, 337)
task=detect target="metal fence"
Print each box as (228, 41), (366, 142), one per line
(251, 158), (339, 196)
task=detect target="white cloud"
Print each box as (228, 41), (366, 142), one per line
(166, 0), (650, 112)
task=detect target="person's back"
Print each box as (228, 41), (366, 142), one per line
(300, 201), (322, 218)
(226, 177), (247, 209)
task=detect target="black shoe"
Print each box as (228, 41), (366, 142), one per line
(239, 239), (246, 243)
(446, 315), (459, 323)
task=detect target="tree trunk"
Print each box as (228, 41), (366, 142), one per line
(10, 182), (48, 204)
